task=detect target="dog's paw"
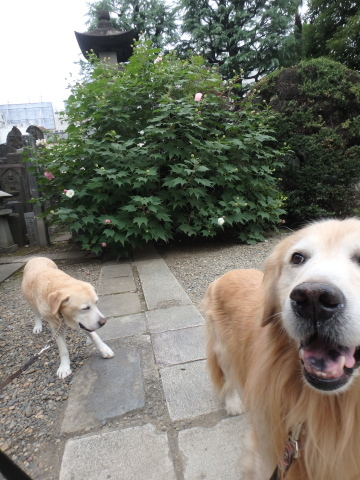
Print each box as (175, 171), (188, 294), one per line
(57, 364), (72, 379)
(225, 390), (244, 416)
(100, 344), (115, 359)
(33, 325), (42, 334)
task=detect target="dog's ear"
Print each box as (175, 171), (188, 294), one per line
(261, 236), (293, 327)
(48, 291), (70, 316)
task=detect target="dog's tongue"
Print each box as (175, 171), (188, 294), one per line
(300, 337), (356, 379)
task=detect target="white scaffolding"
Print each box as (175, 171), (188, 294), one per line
(0, 102), (55, 130)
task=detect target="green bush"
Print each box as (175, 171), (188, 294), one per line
(252, 57), (360, 224)
(29, 40), (286, 255)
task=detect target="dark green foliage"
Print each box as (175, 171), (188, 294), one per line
(253, 57), (360, 224)
(303, 0), (360, 71)
(28, 41), (286, 256)
(86, 0), (180, 48)
(178, 0), (303, 82)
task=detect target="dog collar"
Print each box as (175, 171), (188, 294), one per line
(270, 422), (303, 480)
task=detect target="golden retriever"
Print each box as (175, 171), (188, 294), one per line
(22, 257), (114, 379)
(204, 219), (360, 480)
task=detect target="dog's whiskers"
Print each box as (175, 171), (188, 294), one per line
(264, 311), (283, 324)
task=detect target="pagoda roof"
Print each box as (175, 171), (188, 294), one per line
(75, 10), (135, 63)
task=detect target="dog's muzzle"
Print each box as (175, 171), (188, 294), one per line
(290, 282), (360, 391)
(79, 318), (106, 333)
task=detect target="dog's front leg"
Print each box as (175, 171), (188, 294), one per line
(54, 328), (72, 379)
(242, 430), (272, 480)
(86, 331), (114, 359)
(32, 311), (43, 334)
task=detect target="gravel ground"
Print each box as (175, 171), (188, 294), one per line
(0, 258), (103, 480)
(158, 231), (289, 313)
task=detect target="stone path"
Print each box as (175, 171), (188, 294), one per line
(0, 245), (249, 479)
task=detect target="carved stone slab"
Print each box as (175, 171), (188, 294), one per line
(24, 211), (40, 245)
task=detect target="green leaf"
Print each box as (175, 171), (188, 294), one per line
(133, 217), (148, 227)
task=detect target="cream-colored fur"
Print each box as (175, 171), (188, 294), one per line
(205, 219), (360, 479)
(22, 257), (114, 378)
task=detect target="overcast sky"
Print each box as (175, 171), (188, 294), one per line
(0, 0), (92, 111)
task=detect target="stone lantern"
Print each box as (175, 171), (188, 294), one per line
(0, 190), (18, 253)
(75, 10), (136, 65)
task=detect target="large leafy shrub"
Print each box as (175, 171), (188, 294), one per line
(30, 41), (286, 255)
(252, 57), (360, 224)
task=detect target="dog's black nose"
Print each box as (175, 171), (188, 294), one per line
(290, 282), (345, 322)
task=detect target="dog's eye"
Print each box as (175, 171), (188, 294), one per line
(82, 306), (91, 311)
(291, 252), (306, 265)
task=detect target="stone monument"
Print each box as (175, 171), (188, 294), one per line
(0, 190), (18, 253)
(6, 126), (23, 149)
(0, 126), (50, 246)
(26, 125), (44, 141)
(0, 152), (32, 210)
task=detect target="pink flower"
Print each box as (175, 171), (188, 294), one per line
(194, 93), (203, 102)
(63, 189), (68, 193)
(105, 219), (111, 224)
(44, 171), (55, 180)
(154, 57), (162, 63)
(101, 243), (107, 248)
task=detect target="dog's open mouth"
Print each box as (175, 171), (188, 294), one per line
(79, 323), (95, 333)
(299, 334), (360, 391)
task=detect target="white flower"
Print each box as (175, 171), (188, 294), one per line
(65, 189), (75, 198)
(217, 217), (225, 226)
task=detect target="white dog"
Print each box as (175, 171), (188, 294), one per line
(22, 257), (114, 378)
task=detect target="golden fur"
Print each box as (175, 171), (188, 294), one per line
(204, 219), (360, 479)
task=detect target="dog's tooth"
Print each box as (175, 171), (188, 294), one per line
(339, 356), (346, 371)
(299, 349), (305, 360)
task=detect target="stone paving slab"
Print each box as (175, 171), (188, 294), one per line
(61, 346), (145, 433)
(87, 313), (146, 342)
(98, 292), (142, 318)
(178, 416), (249, 480)
(146, 304), (204, 333)
(59, 424), (177, 480)
(0, 262), (24, 282)
(160, 360), (222, 421)
(56, 247), (252, 480)
(153, 326), (206, 367)
(97, 275), (136, 295)
(134, 245), (192, 310)
(100, 263), (133, 278)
